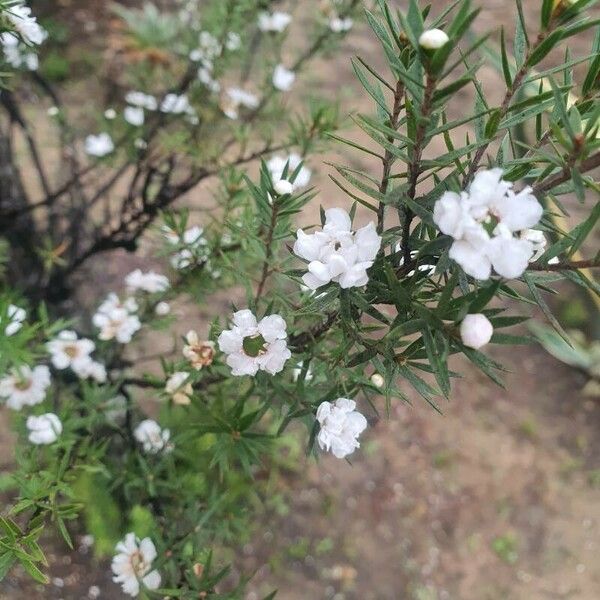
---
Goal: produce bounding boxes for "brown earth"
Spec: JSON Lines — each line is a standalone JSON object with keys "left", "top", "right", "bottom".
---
{"left": 1, "top": 1, "right": 599, "bottom": 599}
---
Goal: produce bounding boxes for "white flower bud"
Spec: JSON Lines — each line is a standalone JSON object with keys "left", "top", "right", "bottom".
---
{"left": 370, "top": 373, "right": 385, "bottom": 388}
{"left": 460, "top": 314, "right": 493, "bottom": 349}
{"left": 419, "top": 29, "right": 449, "bottom": 50}
{"left": 154, "top": 301, "right": 171, "bottom": 316}
{"left": 274, "top": 179, "right": 294, "bottom": 195}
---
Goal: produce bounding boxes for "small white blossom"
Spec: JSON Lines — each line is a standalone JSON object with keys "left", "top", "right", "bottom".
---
{"left": 125, "top": 269, "right": 169, "bottom": 293}
{"left": 75, "top": 360, "right": 107, "bottom": 383}
{"left": 47, "top": 330, "right": 95, "bottom": 375}
{"left": 266, "top": 153, "right": 311, "bottom": 191}
{"left": 104, "top": 108, "right": 117, "bottom": 120}
{"left": 257, "top": 11, "right": 292, "bottom": 32}
{"left": 1, "top": 34, "right": 41, "bottom": 70}
{"left": 0, "top": 365, "right": 51, "bottom": 410}
{"left": 419, "top": 29, "right": 449, "bottom": 49}
{"left": 134, "top": 420, "right": 172, "bottom": 454}
{"left": 160, "top": 93, "right": 192, "bottom": 115}
{"left": 111, "top": 533, "right": 161, "bottom": 597}
{"left": 85, "top": 133, "right": 114, "bottom": 157}
{"left": 124, "top": 106, "right": 145, "bottom": 126}
{"left": 225, "top": 32, "right": 241, "bottom": 51}
{"left": 154, "top": 301, "right": 171, "bottom": 316}
{"left": 433, "top": 169, "right": 543, "bottom": 280}
{"left": 329, "top": 16, "right": 354, "bottom": 33}
{"left": 162, "top": 225, "right": 208, "bottom": 269}
{"left": 316, "top": 398, "right": 367, "bottom": 459}
{"left": 47, "top": 106, "right": 59, "bottom": 117}
{"left": 93, "top": 293, "right": 141, "bottom": 344}
{"left": 198, "top": 66, "right": 221, "bottom": 93}
{"left": 2, "top": 304, "right": 26, "bottom": 336}
{"left": 5, "top": 3, "right": 46, "bottom": 45}
{"left": 460, "top": 313, "right": 494, "bottom": 349}
{"left": 183, "top": 331, "right": 215, "bottom": 370}
{"left": 26, "top": 413, "right": 62, "bottom": 445}
{"left": 294, "top": 208, "right": 382, "bottom": 290}
{"left": 165, "top": 371, "right": 192, "bottom": 405}
{"left": 272, "top": 64, "right": 295, "bottom": 91}
{"left": 521, "top": 228, "right": 547, "bottom": 261}
{"left": 125, "top": 91, "right": 158, "bottom": 111}
{"left": 223, "top": 87, "right": 259, "bottom": 120}
{"left": 218, "top": 310, "right": 291, "bottom": 376}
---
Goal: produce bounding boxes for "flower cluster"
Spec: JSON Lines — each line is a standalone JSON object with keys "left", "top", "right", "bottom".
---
{"left": 26, "top": 413, "right": 62, "bottom": 445}
{"left": 125, "top": 269, "right": 170, "bottom": 293}
{"left": 85, "top": 133, "right": 114, "bottom": 157}
{"left": 257, "top": 11, "right": 291, "bottom": 33}
{"left": 218, "top": 310, "right": 291, "bottom": 376}
{"left": 2, "top": 304, "right": 26, "bottom": 336}
{"left": 294, "top": 208, "right": 382, "bottom": 290}
{"left": 433, "top": 169, "right": 544, "bottom": 280}
{"left": 316, "top": 398, "right": 367, "bottom": 459}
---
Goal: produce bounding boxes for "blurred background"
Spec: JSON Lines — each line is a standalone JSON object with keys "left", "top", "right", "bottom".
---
{"left": 0, "top": 1, "right": 599, "bottom": 598}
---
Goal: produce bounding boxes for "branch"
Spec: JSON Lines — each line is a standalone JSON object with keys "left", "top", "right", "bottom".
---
{"left": 532, "top": 151, "right": 600, "bottom": 195}
{"left": 528, "top": 258, "right": 600, "bottom": 272}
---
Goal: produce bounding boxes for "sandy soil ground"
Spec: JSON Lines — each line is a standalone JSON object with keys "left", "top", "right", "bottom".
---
{"left": 1, "top": 1, "right": 599, "bottom": 599}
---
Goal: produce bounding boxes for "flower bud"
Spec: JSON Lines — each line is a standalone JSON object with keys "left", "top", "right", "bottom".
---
{"left": 155, "top": 301, "right": 170, "bottom": 316}
{"left": 370, "top": 373, "right": 385, "bottom": 388}
{"left": 418, "top": 29, "right": 449, "bottom": 50}
{"left": 274, "top": 179, "right": 294, "bottom": 195}
{"left": 460, "top": 314, "right": 493, "bottom": 349}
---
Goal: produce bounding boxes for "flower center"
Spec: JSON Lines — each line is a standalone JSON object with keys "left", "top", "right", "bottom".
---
{"left": 242, "top": 334, "right": 266, "bottom": 357}
{"left": 130, "top": 551, "right": 146, "bottom": 576}
{"left": 64, "top": 344, "right": 80, "bottom": 358}
{"left": 14, "top": 377, "right": 33, "bottom": 391}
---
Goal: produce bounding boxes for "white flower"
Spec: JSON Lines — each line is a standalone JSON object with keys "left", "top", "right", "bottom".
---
{"left": 183, "top": 331, "right": 215, "bottom": 370}
{"left": 198, "top": 66, "right": 221, "bottom": 93}
{"left": 6, "top": 4, "right": 46, "bottom": 45}
{"left": 433, "top": 169, "right": 542, "bottom": 280}
{"left": 134, "top": 420, "right": 172, "bottom": 455}
{"left": 419, "top": 29, "right": 449, "bottom": 49}
{"left": 47, "top": 330, "right": 95, "bottom": 374}
{"left": 257, "top": 11, "right": 292, "bottom": 32}
{"left": 154, "top": 301, "right": 170, "bottom": 316}
{"left": 293, "top": 208, "right": 382, "bottom": 290}
{"left": 272, "top": 64, "right": 295, "bottom": 91}
{"left": 329, "top": 17, "right": 354, "bottom": 33}
{"left": 124, "top": 106, "right": 145, "bottom": 127}
{"left": 2, "top": 304, "right": 26, "bottom": 336}
{"left": 225, "top": 32, "right": 241, "bottom": 51}
{"left": 370, "top": 373, "right": 384, "bottom": 388}
{"left": 74, "top": 360, "right": 107, "bottom": 383}
{"left": 104, "top": 108, "right": 117, "bottom": 120}
{"left": 93, "top": 297, "right": 141, "bottom": 344}
{"left": 111, "top": 533, "right": 161, "bottom": 597}
{"left": 85, "top": 133, "right": 114, "bottom": 157}
{"left": 1, "top": 35, "right": 40, "bottom": 70}
{"left": 125, "top": 269, "right": 169, "bottom": 293}
{"left": 223, "top": 87, "right": 259, "bottom": 119}
{"left": 274, "top": 179, "right": 294, "bottom": 196}
{"left": 460, "top": 313, "right": 493, "bottom": 349}
{"left": 162, "top": 225, "right": 208, "bottom": 269}
{"left": 521, "top": 229, "right": 547, "bottom": 261}
{"left": 26, "top": 413, "right": 62, "bottom": 445}
{"left": 125, "top": 91, "right": 158, "bottom": 111}
{"left": 266, "top": 153, "right": 311, "bottom": 191}
{"left": 165, "top": 371, "right": 192, "bottom": 405}
{"left": 0, "top": 365, "right": 51, "bottom": 410}
{"left": 316, "top": 398, "right": 367, "bottom": 459}
{"left": 160, "top": 93, "right": 192, "bottom": 115}
{"left": 217, "top": 310, "right": 291, "bottom": 376}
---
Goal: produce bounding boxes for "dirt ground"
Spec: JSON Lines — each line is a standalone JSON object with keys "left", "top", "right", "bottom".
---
{"left": 1, "top": 1, "right": 599, "bottom": 599}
